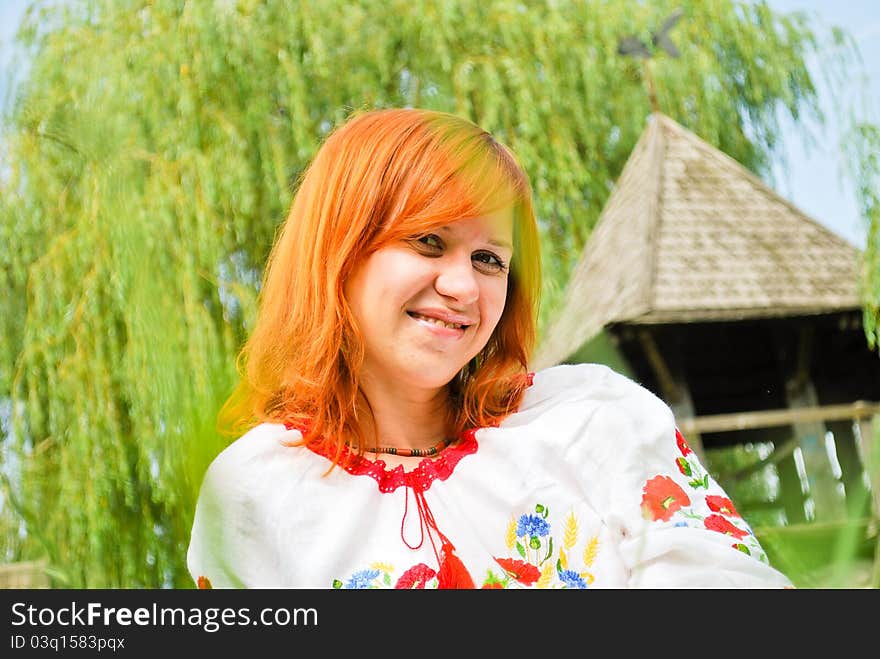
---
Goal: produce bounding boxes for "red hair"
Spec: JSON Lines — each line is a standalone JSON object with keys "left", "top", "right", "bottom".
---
{"left": 219, "top": 108, "right": 541, "bottom": 465}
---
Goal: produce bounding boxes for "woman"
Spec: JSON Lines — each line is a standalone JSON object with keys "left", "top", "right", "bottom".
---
{"left": 187, "top": 108, "right": 793, "bottom": 589}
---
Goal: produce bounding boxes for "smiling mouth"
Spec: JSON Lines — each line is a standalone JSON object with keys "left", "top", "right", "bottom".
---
{"left": 407, "top": 311, "right": 469, "bottom": 330}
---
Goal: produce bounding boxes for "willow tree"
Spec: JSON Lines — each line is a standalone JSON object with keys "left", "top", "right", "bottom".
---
{"left": 1, "top": 0, "right": 874, "bottom": 587}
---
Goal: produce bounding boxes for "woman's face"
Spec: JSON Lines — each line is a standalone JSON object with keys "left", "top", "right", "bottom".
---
{"left": 345, "top": 208, "right": 514, "bottom": 394}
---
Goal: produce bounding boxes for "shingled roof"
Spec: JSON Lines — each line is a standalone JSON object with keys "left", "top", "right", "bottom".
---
{"left": 532, "top": 112, "right": 863, "bottom": 370}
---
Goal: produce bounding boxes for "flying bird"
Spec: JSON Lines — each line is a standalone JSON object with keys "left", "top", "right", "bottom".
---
{"left": 617, "top": 8, "right": 683, "bottom": 59}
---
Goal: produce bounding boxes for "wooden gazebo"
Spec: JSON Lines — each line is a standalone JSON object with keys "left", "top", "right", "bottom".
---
{"left": 533, "top": 113, "right": 880, "bottom": 582}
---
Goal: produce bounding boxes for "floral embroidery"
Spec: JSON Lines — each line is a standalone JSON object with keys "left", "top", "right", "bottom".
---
{"left": 559, "top": 570, "right": 589, "bottom": 589}
{"left": 641, "top": 475, "right": 691, "bottom": 521}
{"left": 494, "top": 557, "right": 541, "bottom": 586}
{"left": 331, "top": 554, "right": 475, "bottom": 590}
{"left": 332, "top": 503, "right": 601, "bottom": 589}
{"left": 512, "top": 505, "right": 554, "bottom": 563}
{"left": 331, "top": 426, "right": 770, "bottom": 588}
{"left": 516, "top": 514, "right": 551, "bottom": 548}
{"left": 395, "top": 563, "right": 438, "bottom": 589}
{"left": 343, "top": 569, "right": 380, "bottom": 589}
{"left": 333, "top": 563, "right": 439, "bottom": 589}
{"left": 704, "top": 514, "right": 749, "bottom": 539}
{"left": 481, "top": 574, "right": 505, "bottom": 589}
{"left": 639, "top": 428, "right": 770, "bottom": 562}
{"left": 584, "top": 537, "right": 599, "bottom": 561}
{"left": 484, "top": 504, "right": 599, "bottom": 589}
{"left": 676, "top": 428, "right": 692, "bottom": 456}
{"left": 706, "top": 494, "right": 740, "bottom": 517}
{"left": 673, "top": 429, "right": 711, "bottom": 489}
{"left": 676, "top": 456, "right": 692, "bottom": 476}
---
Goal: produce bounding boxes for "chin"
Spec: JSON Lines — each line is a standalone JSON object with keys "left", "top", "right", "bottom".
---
{"left": 401, "top": 365, "right": 466, "bottom": 390}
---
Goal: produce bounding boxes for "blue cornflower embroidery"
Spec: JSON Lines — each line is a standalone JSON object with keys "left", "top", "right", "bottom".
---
{"left": 345, "top": 569, "right": 380, "bottom": 589}
{"left": 517, "top": 514, "right": 550, "bottom": 538}
{"left": 559, "top": 570, "right": 588, "bottom": 589}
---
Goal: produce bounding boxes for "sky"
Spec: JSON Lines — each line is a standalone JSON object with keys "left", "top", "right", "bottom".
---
{"left": 762, "top": 0, "right": 879, "bottom": 249}
{"left": 1, "top": 0, "right": 877, "bottom": 249}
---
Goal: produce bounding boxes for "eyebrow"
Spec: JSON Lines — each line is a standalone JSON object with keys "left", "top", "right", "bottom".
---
{"left": 487, "top": 239, "right": 513, "bottom": 250}
{"left": 436, "top": 226, "right": 513, "bottom": 251}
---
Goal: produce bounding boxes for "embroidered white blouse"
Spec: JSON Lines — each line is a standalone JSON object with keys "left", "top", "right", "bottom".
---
{"left": 187, "top": 363, "right": 793, "bottom": 589}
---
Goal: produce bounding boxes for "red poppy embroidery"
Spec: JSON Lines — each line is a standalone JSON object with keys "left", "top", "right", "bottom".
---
{"left": 704, "top": 514, "right": 748, "bottom": 539}
{"left": 481, "top": 582, "right": 504, "bottom": 589}
{"left": 675, "top": 429, "right": 692, "bottom": 456}
{"left": 395, "top": 563, "right": 437, "bottom": 589}
{"left": 706, "top": 495, "right": 740, "bottom": 518}
{"left": 197, "top": 575, "right": 212, "bottom": 589}
{"left": 641, "top": 475, "right": 691, "bottom": 521}
{"left": 494, "top": 557, "right": 541, "bottom": 586}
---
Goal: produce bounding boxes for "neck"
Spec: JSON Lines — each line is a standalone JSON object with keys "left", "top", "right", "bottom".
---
{"left": 357, "top": 375, "right": 451, "bottom": 451}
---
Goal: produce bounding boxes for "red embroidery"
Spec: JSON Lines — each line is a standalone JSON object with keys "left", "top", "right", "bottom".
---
{"left": 494, "top": 557, "right": 541, "bottom": 586}
{"left": 398, "top": 484, "right": 476, "bottom": 588}
{"left": 704, "top": 514, "right": 748, "bottom": 539}
{"left": 640, "top": 475, "right": 691, "bottom": 521}
{"left": 394, "top": 563, "right": 437, "bottom": 589}
{"left": 197, "top": 575, "right": 212, "bottom": 589}
{"left": 437, "top": 541, "right": 476, "bottom": 589}
{"left": 705, "top": 494, "right": 740, "bottom": 518}
{"left": 675, "top": 428, "right": 692, "bottom": 456}
{"left": 291, "top": 425, "right": 480, "bottom": 587}
{"left": 299, "top": 427, "right": 479, "bottom": 494}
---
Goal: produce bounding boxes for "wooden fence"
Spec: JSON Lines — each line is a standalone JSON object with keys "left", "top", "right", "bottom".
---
{"left": 0, "top": 559, "right": 51, "bottom": 589}
{"left": 680, "top": 400, "right": 880, "bottom": 588}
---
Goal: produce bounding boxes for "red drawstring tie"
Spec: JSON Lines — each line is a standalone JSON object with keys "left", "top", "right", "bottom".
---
{"left": 400, "top": 486, "right": 475, "bottom": 589}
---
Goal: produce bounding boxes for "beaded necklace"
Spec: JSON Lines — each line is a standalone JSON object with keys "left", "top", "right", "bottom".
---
{"left": 347, "top": 436, "right": 455, "bottom": 458}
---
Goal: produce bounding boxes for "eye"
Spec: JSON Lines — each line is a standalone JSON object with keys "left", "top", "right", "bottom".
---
{"left": 472, "top": 251, "right": 508, "bottom": 274}
{"left": 409, "top": 234, "right": 443, "bottom": 253}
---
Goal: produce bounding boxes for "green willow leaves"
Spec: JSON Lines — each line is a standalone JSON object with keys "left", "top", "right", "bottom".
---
{"left": 0, "top": 0, "right": 875, "bottom": 586}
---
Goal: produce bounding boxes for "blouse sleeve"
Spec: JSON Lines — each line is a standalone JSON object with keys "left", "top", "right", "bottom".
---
{"left": 585, "top": 375, "right": 794, "bottom": 588}
{"left": 186, "top": 424, "right": 290, "bottom": 588}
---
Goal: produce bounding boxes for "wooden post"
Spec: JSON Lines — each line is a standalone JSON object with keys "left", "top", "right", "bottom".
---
{"left": 784, "top": 327, "right": 846, "bottom": 521}
{"left": 854, "top": 416, "right": 880, "bottom": 588}
{"left": 637, "top": 329, "right": 705, "bottom": 462}
{"left": 826, "top": 419, "right": 871, "bottom": 519}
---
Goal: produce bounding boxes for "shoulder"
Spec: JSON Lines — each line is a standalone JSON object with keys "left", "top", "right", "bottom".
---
{"left": 508, "top": 363, "right": 676, "bottom": 457}
{"left": 524, "top": 363, "right": 670, "bottom": 421}
{"left": 188, "top": 422, "right": 303, "bottom": 588}
{"left": 200, "top": 422, "right": 303, "bottom": 491}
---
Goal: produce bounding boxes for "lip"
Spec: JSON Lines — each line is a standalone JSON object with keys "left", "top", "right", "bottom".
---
{"left": 406, "top": 310, "right": 475, "bottom": 338}
{"left": 407, "top": 308, "right": 475, "bottom": 327}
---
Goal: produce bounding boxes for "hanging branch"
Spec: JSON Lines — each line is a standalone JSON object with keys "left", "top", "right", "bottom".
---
{"left": 0, "top": 0, "right": 852, "bottom": 587}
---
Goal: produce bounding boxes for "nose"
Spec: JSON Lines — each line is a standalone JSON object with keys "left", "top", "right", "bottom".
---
{"left": 434, "top": 255, "right": 479, "bottom": 305}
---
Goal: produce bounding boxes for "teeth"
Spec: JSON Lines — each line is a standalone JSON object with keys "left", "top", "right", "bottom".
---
{"left": 411, "top": 312, "right": 464, "bottom": 330}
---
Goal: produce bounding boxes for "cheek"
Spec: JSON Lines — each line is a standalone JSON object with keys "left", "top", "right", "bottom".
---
{"left": 364, "top": 250, "right": 429, "bottom": 300}
{"left": 481, "top": 279, "right": 509, "bottom": 331}
{"left": 342, "top": 268, "right": 369, "bottom": 323}
{"left": 347, "top": 252, "right": 403, "bottom": 310}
